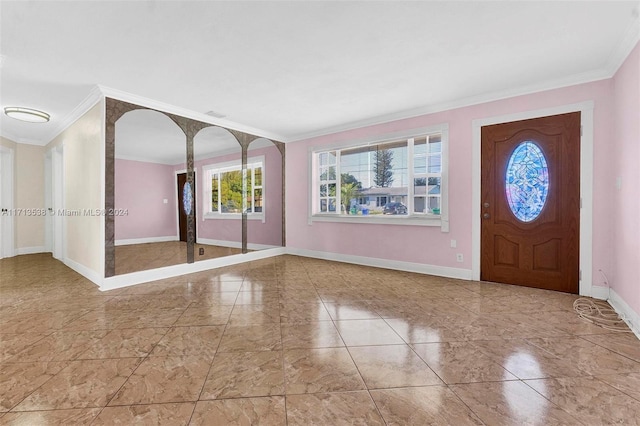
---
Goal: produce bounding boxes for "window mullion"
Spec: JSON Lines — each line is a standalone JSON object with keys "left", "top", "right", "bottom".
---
{"left": 334, "top": 150, "right": 341, "bottom": 214}
{"left": 407, "top": 137, "right": 414, "bottom": 216}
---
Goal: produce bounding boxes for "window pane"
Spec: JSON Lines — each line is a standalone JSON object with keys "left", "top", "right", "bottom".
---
{"left": 320, "top": 184, "right": 327, "bottom": 197}
{"left": 428, "top": 196, "right": 441, "bottom": 214}
{"left": 320, "top": 167, "right": 328, "bottom": 181}
{"left": 253, "top": 188, "right": 263, "bottom": 212}
{"left": 328, "top": 166, "right": 336, "bottom": 180}
{"left": 254, "top": 167, "right": 262, "bottom": 186}
{"left": 414, "top": 157, "right": 427, "bottom": 174}
{"left": 429, "top": 135, "right": 442, "bottom": 153}
{"left": 220, "top": 170, "right": 242, "bottom": 213}
{"left": 414, "top": 177, "right": 427, "bottom": 195}
{"left": 328, "top": 198, "right": 336, "bottom": 212}
{"left": 428, "top": 177, "right": 441, "bottom": 195}
{"left": 211, "top": 175, "right": 219, "bottom": 212}
{"left": 328, "top": 183, "right": 336, "bottom": 197}
{"left": 414, "top": 137, "right": 427, "bottom": 155}
{"left": 320, "top": 199, "right": 327, "bottom": 212}
{"left": 414, "top": 197, "right": 426, "bottom": 213}
{"left": 428, "top": 155, "right": 441, "bottom": 173}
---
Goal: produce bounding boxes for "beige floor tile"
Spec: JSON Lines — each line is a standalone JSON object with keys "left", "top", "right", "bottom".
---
{"left": 4, "top": 254, "right": 640, "bottom": 425}
{"left": 581, "top": 332, "right": 640, "bottom": 362}
{"left": 0, "top": 408, "right": 102, "bottom": 425}
{"left": 334, "top": 319, "right": 405, "bottom": 346}
{"left": 385, "top": 318, "right": 465, "bottom": 343}
{"left": 595, "top": 372, "right": 640, "bottom": 401}
{"left": 525, "top": 376, "right": 640, "bottom": 424}
{"left": 0, "top": 361, "right": 68, "bottom": 411}
{"left": 349, "top": 344, "right": 443, "bottom": 389}
{"left": 13, "top": 358, "right": 141, "bottom": 410}
{"left": 471, "top": 338, "right": 588, "bottom": 379}
{"left": 286, "top": 391, "right": 385, "bottom": 425}
{"left": 77, "top": 328, "right": 169, "bottom": 359}
{"left": 217, "top": 324, "right": 282, "bottom": 352}
{"left": 526, "top": 336, "right": 640, "bottom": 375}
{"left": 280, "top": 302, "right": 331, "bottom": 322}
{"left": 324, "top": 302, "right": 380, "bottom": 320}
{"left": 229, "top": 304, "right": 281, "bottom": 325}
{"left": 190, "top": 397, "right": 286, "bottom": 426}
{"left": 173, "top": 305, "right": 233, "bottom": 326}
{"left": 283, "top": 348, "right": 366, "bottom": 394}
{"left": 201, "top": 351, "right": 284, "bottom": 399}
{"left": 370, "top": 386, "right": 483, "bottom": 425}
{"left": 281, "top": 321, "right": 345, "bottom": 349}
{"left": 150, "top": 326, "right": 224, "bottom": 359}
{"left": 412, "top": 341, "right": 517, "bottom": 384}
{"left": 7, "top": 330, "right": 108, "bottom": 362}
{"left": 0, "top": 333, "right": 49, "bottom": 362}
{"left": 452, "top": 380, "right": 581, "bottom": 425}
{"left": 108, "top": 356, "right": 210, "bottom": 405}
{"left": 92, "top": 402, "right": 195, "bottom": 425}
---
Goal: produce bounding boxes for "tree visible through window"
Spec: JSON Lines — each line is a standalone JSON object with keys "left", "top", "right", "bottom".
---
{"left": 204, "top": 158, "right": 264, "bottom": 216}
{"left": 313, "top": 131, "right": 445, "bottom": 219}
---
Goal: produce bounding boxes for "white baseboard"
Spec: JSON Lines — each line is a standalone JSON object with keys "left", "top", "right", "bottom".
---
{"left": 63, "top": 258, "right": 102, "bottom": 288}
{"left": 115, "top": 236, "right": 179, "bottom": 246}
{"left": 286, "top": 247, "right": 473, "bottom": 281}
{"left": 197, "top": 238, "right": 280, "bottom": 251}
{"left": 16, "top": 246, "right": 46, "bottom": 255}
{"left": 100, "top": 247, "right": 287, "bottom": 291}
{"left": 591, "top": 285, "right": 610, "bottom": 300}
{"left": 608, "top": 288, "right": 640, "bottom": 340}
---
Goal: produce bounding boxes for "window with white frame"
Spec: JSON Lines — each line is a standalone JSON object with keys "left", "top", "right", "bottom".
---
{"left": 203, "top": 156, "right": 264, "bottom": 218}
{"left": 311, "top": 127, "right": 447, "bottom": 225}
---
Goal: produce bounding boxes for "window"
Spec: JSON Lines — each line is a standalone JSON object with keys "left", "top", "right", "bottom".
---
{"left": 310, "top": 125, "right": 448, "bottom": 228}
{"left": 203, "top": 156, "right": 264, "bottom": 219}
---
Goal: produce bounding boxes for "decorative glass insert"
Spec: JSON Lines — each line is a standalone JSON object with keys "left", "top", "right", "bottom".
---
{"left": 183, "top": 182, "right": 193, "bottom": 216}
{"left": 505, "top": 141, "right": 549, "bottom": 222}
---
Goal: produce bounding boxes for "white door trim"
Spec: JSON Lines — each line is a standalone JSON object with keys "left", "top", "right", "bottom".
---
{"left": 0, "top": 146, "right": 15, "bottom": 259}
{"left": 52, "top": 145, "right": 65, "bottom": 261}
{"left": 471, "top": 101, "right": 594, "bottom": 296}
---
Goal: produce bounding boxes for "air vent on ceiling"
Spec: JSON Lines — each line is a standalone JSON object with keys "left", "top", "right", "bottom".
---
{"left": 205, "top": 110, "right": 226, "bottom": 119}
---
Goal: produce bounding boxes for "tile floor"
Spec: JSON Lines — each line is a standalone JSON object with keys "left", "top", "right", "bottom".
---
{"left": 115, "top": 242, "right": 243, "bottom": 275}
{"left": 1, "top": 253, "right": 640, "bottom": 425}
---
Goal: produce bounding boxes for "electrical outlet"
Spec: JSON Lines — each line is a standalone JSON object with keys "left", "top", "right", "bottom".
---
{"left": 456, "top": 253, "right": 464, "bottom": 262}
{"left": 450, "top": 239, "right": 457, "bottom": 248}
{"left": 199, "top": 248, "right": 204, "bottom": 256}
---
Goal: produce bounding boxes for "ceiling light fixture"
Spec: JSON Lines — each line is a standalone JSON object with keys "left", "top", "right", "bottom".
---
{"left": 4, "top": 107, "right": 50, "bottom": 123}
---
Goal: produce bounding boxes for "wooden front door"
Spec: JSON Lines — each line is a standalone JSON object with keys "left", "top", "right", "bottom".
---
{"left": 176, "top": 173, "right": 194, "bottom": 243}
{"left": 481, "top": 112, "right": 581, "bottom": 293}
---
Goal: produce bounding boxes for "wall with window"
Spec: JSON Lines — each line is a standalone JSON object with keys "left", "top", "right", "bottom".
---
{"left": 287, "top": 78, "right": 614, "bottom": 285}
{"left": 195, "top": 144, "right": 282, "bottom": 247}
{"left": 611, "top": 42, "right": 640, "bottom": 318}
{"left": 114, "top": 158, "right": 177, "bottom": 243}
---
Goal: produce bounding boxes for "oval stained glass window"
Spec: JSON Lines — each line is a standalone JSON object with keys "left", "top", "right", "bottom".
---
{"left": 505, "top": 141, "right": 549, "bottom": 222}
{"left": 183, "top": 182, "right": 193, "bottom": 216}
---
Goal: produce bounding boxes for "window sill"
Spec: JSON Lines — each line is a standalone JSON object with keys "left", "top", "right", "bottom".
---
{"left": 203, "top": 213, "right": 265, "bottom": 223}
{"left": 309, "top": 213, "right": 447, "bottom": 229}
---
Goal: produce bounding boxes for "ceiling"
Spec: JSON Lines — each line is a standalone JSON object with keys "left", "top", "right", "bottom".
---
{"left": 1, "top": 1, "right": 639, "bottom": 147}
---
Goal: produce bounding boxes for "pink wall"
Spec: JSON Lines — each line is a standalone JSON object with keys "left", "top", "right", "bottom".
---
{"left": 287, "top": 78, "right": 616, "bottom": 287}
{"left": 612, "top": 42, "right": 640, "bottom": 315}
{"left": 195, "top": 144, "right": 283, "bottom": 247}
{"left": 115, "top": 159, "right": 177, "bottom": 241}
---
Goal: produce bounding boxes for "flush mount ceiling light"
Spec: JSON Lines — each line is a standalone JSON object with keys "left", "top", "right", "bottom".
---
{"left": 4, "top": 107, "right": 50, "bottom": 123}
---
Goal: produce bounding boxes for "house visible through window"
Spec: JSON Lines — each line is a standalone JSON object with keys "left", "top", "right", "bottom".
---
{"left": 311, "top": 127, "right": 447, "bottom": 224}
{"left": 203, "top": 156, "right": 264, "bottom": 217}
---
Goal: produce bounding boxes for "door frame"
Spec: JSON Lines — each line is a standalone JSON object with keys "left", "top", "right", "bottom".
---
{"left": 472, "top": 101, "right": 594, "bottom": 297}
{"left": 175, "top": 169, "right": 186, "bottom": 241}
{"left": 51, "top": 145, "right": 65, "bottom": 261}
{"left": 0, "top": 146, "right": 15, "bottom": 259}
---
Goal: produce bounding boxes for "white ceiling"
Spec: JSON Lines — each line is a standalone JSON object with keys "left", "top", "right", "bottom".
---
{"left": 1, "top": 1, "right": 639, "bottom": 147}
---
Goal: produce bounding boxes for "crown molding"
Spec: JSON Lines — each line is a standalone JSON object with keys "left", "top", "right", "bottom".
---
{"left": 286, "top": 68, "right": 612, "bottom": 143}
{"left": 97, "top": 85, "right": 287, "bottom": 143}
{"left": 604, "top": 12, "right": 640, "bottom": 76}
{"left": 42, "top": 85, "right": 104, "bottom": 147}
